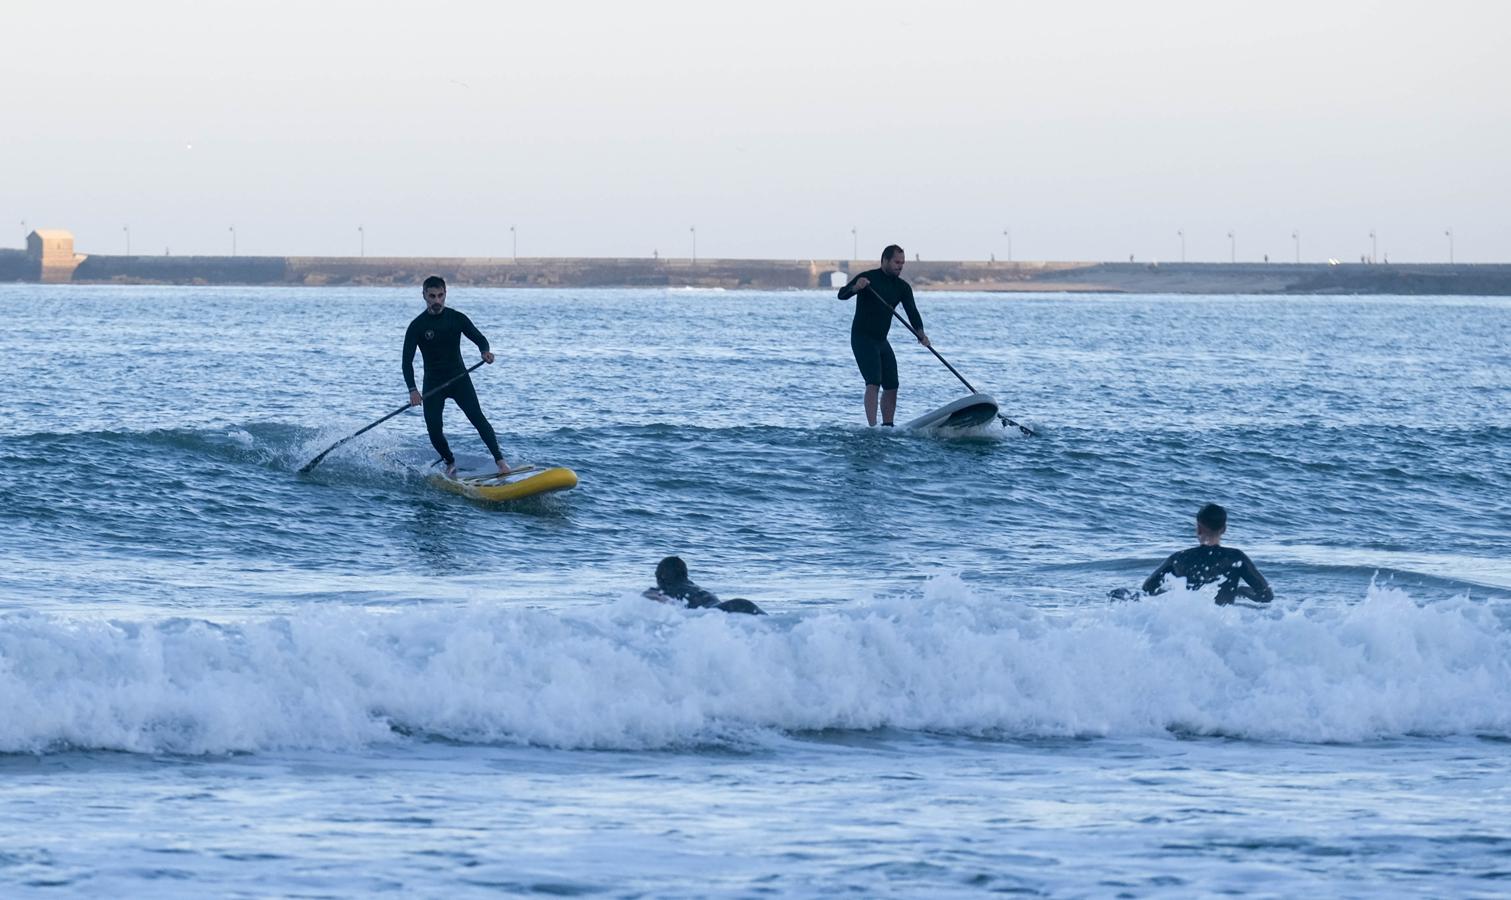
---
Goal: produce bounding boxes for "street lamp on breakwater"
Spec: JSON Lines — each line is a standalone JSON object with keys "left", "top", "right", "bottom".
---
{"left": 358, "top": 225, "right": 364, "bottom": 258}
{"left": 851, "top": 226, "right": 857, "bottom": 261}
{"left": 690, "top": 226, "right": 697, "bottom": 262}
{"left": 1369, "top": 229, "right": 1377, "bottom": 263}
{"left": 1177, "top": 229, "right": 1185, "bottom": 263}
{"left": 510, "top": 225, "right": 516, "bottom": 260}
{"left": 1445, "top": 228, "right": 1454, "bottom": 264}
{"left": 1002, "top": 227, "right": 1012, "bottom": 263}
{"left": 1227, "top": 230, "right": 1235, "bottom": 263}
{"left": 229, "top": 226, "right": 236, "bottom": 257}
{"left": 124, "top": 225, "right": 131, "bottom": 256}
{"left": 1292, "top": 230, "right": 1300, "bottom": 263}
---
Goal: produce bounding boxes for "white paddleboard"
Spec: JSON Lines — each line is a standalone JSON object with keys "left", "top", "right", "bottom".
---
{"left": 903, "top": 393, "right": 1000, "bottom": 431}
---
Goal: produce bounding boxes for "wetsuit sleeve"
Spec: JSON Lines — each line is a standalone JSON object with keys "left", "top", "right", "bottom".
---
{"left": 838, "top": 274, "right": 863, "bottom": 300}
{"left": 670, "top": 580, "right": 721, "bottom": 609}
{"left": 458, "top": 312, "right": 490, "bottom": 354}
{"left": 900, "top": 283, "right": 924, "bottom": 332}
{"left": 402, "top": 320, "right": 420, "bottom": 392}
{"left": 1236, "top": 552, "right": 1274, "bottom": 603}
{"left": 1141, "top": 554, "right": 1178, "bottom": 595}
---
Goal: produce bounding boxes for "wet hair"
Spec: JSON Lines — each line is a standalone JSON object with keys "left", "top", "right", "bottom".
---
{"left": 881, "top": 244, "right": 905, "bottom": 263}
{"left": 422, "top": 275, "right": 446, "bottom": 292}
{"left": 655, "top": 555, "right": 689, "bottom": 588}
{"left": 1196, "top": 503, "right": 1228, "bottom": 533}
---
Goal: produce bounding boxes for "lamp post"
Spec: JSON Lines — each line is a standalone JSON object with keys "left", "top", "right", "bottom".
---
{"left": 124, "top": 225, "right": 131, "bottom": 256}
{"left": 1002, "top": 227, "right": 1013, "bottom": 262}
{"left": 358, "top": 225, "right": 364, "bottom": 258}
{"left": 850, "top": 226, "right": 857, "bottom": 261}
{"left": 229, "top": 225, "right": 236, "bottom": 256}
{"left": 1292, "top": 230, "right": 1300, "bottom": 263}
{"left": 1177, "top": 229, "right": 1185, "bottom": 263}
{"left": 19, "top": 220, "right": 25, "bottom": 246}
{"left": 690, "top": 226, "right": 697, "bottom": 262}
{"left": 1227, "top": 230, "right": 1235, "bottom": 263}
{"left": 1445, "top": 228, "right": 1454, "bottom": 264}
{"left": 1369, "top": 229, "right": 1377, "bottom": 263}
{"left": 510, "top": 225, "right": 516, "bottom": 260}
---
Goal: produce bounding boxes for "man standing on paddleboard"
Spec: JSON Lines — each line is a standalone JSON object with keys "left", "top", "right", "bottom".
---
{"left": 837, "top": 245, "right": 930, "bottom": 426}
{"left": 402, "top": 275, "right": 510, "bottom": 477}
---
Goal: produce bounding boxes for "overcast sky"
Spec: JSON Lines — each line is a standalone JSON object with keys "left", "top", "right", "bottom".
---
{"left": 5, "top": 0, "right": 1507, "bottom": 262}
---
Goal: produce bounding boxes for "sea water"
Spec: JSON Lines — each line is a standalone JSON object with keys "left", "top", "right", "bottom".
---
{"left": 1, "top": 284, "right": 1508, "bottom": 897}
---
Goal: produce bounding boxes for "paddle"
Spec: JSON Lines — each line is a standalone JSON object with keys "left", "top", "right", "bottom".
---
{"left": 298, "top": 360, "right": 486, "bottom": 474}
{"left": 864, "top": 286, "right": 1036, "bottom": 436}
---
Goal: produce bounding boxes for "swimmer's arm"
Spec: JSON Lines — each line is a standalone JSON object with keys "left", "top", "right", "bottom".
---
{"left": 642, "top": 588, "right": 672, "bottom": 603}
{"left": 1141, "top": 554, "right": 1177, "bottom": 595}
{"left": 1237, "top": 553, "right": 1274, "bottom": 603}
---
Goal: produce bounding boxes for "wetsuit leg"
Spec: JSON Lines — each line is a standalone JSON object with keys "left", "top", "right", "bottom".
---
{"left": 851, "top": 331, "right": 884, "bottom": 385}
{"left": 422, "top": 388, "right": 453, "bottom": 465}
{"left": 449, "top": 377, "right": 504, "bottom": 461}
{"left": 878, "top": 340, "right": 899, "bottom": 391}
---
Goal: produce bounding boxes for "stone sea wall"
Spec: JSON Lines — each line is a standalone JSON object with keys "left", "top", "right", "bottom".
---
{"left": 4, "top": 252, "right": 1510, "bottom": 295}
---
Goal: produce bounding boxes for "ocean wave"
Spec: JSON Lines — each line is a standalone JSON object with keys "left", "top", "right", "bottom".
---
{"left": 2, "top": 578, "right": 1508, "bottom": 755}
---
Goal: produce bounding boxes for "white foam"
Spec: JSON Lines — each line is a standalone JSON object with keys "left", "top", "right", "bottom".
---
{"left": 2, "top": 577, "right": 1508, "bottom": 754}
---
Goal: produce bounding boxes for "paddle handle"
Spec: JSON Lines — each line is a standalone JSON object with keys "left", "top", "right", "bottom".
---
{"left": 299, "top": 360, "right": 487, "bottom": 474}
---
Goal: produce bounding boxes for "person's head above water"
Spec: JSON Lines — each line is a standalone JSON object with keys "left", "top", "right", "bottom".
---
{"left": 422, "top": 275, "right": 447, "bottom": 314}
{"left": 880, "top": 244, "right": 906, "bottom": 276}
{"left": 655, "top": 555, "right": 690, "bottom": 589}
{"left": 1196, "top": 503, "right": 1228, "bottom": 545}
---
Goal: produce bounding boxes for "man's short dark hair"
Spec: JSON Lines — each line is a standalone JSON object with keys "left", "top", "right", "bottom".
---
{"left": 656, "top": 555, "right": 688, "bottom": 588}
{"left": 1196, "top": 503, "right": 1228, "bottom": 533}
{"left": 422, "top": 275, "right": 446, "bottom": 292}
{"left": 882, "top": 244, "right": 905, "bottom": 262}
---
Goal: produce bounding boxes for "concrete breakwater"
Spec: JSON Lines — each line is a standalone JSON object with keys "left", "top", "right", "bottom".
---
{"left": 3, "top": 248, "right": 1509, "bottom": 294}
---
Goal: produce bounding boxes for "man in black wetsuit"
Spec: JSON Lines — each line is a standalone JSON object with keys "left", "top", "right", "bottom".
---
{"left": 402, "top": 275, "right": 510, "bottom": 477}
{"left": 644, "top": 556, "right": 765, "bottom": 615}
{"left": 1141, "top": 504, "right": 1274, "bottom": 605}
{"left": 837, "top": 244, "right": 931, "bottom": 426}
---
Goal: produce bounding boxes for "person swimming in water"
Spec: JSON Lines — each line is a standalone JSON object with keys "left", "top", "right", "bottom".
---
{"left": 1139, "top": 503, "right": 1274, "bottom": 605}
{"left": 643, "top": 556, "right": 766, "bottom": 615}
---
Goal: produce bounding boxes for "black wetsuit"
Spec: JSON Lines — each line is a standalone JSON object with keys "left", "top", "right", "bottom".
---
{"left": 402, "top": 307, "right": 503, "bottom": 466}
{"left": 837, "top": 269, "right": 924, "bottom": 390}
{"left": 653, "top": 579, "right": 765, "bottom": 615}
{"left": 1141, "top": 545, "right": 1274, "bottom": 605}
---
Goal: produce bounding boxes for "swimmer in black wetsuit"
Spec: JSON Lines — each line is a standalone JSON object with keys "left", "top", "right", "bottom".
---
{"left": 837, "top": 245, "right": 930, "bottom": 427}
{"left": 402, "top": 275, "right": 510, "bottom": 477}
{"left": 644, "top": 556, "right": 766, "bottom": 615}
{"left": 1141, "top": 503, "right": 1274, "bottom": 605}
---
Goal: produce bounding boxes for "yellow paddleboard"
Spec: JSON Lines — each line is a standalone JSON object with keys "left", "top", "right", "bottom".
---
{"left": 426, "top": 464, "right": 579, "bottom": 502}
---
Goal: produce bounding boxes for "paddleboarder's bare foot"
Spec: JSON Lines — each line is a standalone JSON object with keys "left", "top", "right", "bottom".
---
{"left": 495, "top": 459, "right": 512, "bottom": 476}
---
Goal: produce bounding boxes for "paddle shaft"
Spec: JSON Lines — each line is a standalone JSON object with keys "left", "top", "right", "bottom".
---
{"left": 863, "top": 286, "right": 1035, "bottom": 436}
{"left": 299, "top": 360, "right": 486, "bottom": 474}
{"left": 866, "top": 287, "right": 979, "bottom": 392}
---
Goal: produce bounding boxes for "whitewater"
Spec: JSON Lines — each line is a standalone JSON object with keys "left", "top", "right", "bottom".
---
{"left": 2, "top": 284, "right": 1508, "bottom": 896}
